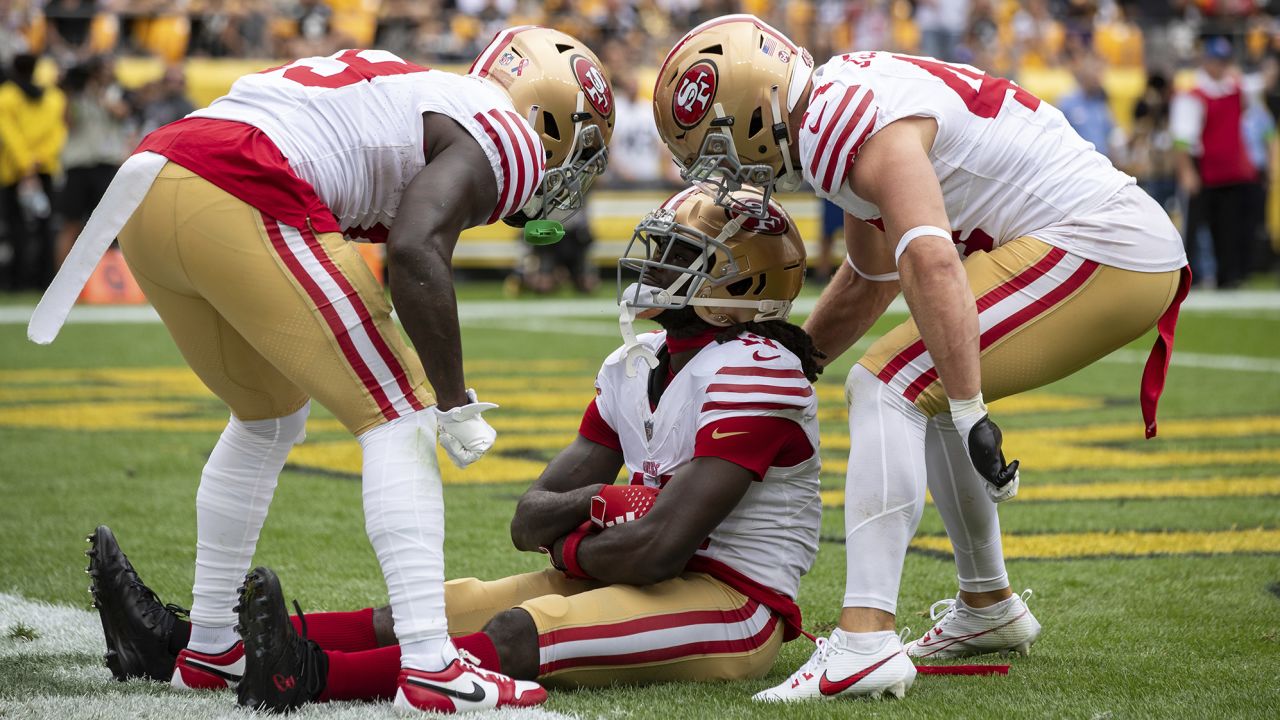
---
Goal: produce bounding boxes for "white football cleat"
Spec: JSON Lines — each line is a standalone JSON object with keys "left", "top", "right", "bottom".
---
{"left": 906, "top": 589, "right": 1041, "bottom": 659}
{"left": 752, "top": 629, "right": 916, "bottom": 702}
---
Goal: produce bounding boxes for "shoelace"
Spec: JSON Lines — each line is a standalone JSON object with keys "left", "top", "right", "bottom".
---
{"left": 792, "top": 636, "right": 832, "bottom": 677}
{"left": 287, "top": 600, "right": 327, "bottom": 696}
{"left": 131, "top": 578, "right": 189, "bottom": 625}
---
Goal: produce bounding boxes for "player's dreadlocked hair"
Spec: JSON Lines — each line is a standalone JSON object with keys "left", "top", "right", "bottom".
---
{"left": 716, "top": 320, "right": 826, "bottom": 382}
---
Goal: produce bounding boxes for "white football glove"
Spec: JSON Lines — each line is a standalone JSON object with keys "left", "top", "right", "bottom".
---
{"left": 432, "top": 388, "right": 498, "bottom": 469}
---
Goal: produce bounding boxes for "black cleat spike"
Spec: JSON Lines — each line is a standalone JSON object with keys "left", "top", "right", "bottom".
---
{"left": 86, "top": 525, "right": 189, "bottom": 683}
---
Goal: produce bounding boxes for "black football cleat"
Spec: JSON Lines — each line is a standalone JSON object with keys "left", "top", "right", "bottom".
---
{"left": 236, "top": 567, "right": 327, "bottom": 713}
{"left": 86, "top": 525, "right": 189, "bottom": 682}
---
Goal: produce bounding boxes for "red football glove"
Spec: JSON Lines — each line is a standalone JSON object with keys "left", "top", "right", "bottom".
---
{"left": 590, "top": 485, "right": 661, "bottom": 530}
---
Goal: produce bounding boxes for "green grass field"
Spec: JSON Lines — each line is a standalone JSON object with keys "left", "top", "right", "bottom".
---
{"left": 1, "top": 288, "right": 1279, "bottom": 719}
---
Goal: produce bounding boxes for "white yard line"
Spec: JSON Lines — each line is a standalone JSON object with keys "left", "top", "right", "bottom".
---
{"left": 1, "top": 289, "right": 1278, "bottom": 326}
{"left": 0, "top": 592, "right": 579, "bottom": 720}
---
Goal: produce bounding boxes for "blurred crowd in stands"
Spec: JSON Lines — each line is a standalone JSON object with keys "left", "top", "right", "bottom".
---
{"left": 0, "top": 0, "right": 1275, "bottom": 292}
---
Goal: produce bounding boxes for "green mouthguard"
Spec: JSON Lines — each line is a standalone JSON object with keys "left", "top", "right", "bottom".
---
{"left": 523, "top": 219, "right": 565, "bottom": 245}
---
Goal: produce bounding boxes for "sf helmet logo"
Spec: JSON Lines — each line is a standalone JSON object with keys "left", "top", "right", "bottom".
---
{"left": 673, "top": 60, "right": 717, "bottom": 129}
{"left": 574, "top": 56, "right": 613, "bottom": 117}
{"left": 735, "top": 199, "right": 789, "bottom": 235}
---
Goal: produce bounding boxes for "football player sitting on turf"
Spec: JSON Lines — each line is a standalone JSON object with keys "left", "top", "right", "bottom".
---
{"left": 87, "top": 186, "right": 827, "bottom": 713}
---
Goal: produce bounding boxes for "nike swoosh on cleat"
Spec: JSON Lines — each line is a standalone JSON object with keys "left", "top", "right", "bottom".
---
{"left": 817, "top": 653, "right": 899, "bottom": 696}
{"left": 405, "top": 677, "right": 486, "bottom": 703}
{"left": 182, "top": 658, "right": 243, "bottom": 682}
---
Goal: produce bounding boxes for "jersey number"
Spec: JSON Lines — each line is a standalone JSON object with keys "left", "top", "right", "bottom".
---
{"left": 895, "top": 56, "right": 1040, "bottom": 119}
{"left": 267, "top": 50, "right": 428, "bottom": 89}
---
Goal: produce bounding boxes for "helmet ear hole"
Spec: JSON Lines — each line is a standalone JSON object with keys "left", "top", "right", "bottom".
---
{"left": 726, "top": 277, "right": 753, "bottom": 296}
{"left": 748, "top": 108, "right": 764, "bottom": 138}
{"left": 542, "top": 111, "right": 561, "bottom": 141}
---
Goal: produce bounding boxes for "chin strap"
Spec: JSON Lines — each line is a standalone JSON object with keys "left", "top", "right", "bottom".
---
{"left": 618, "top": 299, "right": 660, "bottom": 378}
{"left": 770, "top": 84, "right": 801, "bottom": 192}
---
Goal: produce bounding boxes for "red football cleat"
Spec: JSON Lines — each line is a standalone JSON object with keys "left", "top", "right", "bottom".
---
{"left": 393, "top": 659, "right": 547, "bottom": 714}
{"left": 171, "top": 642, "right": 245, "bottom": 690}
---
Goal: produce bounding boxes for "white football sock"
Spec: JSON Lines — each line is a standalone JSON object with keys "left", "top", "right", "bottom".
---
{"left": 831, "top": 628, "right": 897, "bottom": 653}
{"left": 189, "top": 402, "right": 309, "bottom": 636}
{"left": 188, "top": 623, "right": 240, "bottom": 654}
{"left": 358, "top": 410, "right": 453, "bottom": 671}
{"left": 925, "top": 413, "right": 1010, "bottom": 593}
{"left": 842, "top": 365, "right": 928, "bottom": 614}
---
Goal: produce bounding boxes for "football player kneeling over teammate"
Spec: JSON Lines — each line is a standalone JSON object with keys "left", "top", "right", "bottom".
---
{"left": 87, "top": 186, "right": 830, "bottom": 712}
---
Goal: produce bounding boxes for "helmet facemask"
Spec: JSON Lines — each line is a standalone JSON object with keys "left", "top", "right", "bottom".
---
{"left": 617, "top": 206, "right": 792, "bottom": 324}
{"left": 679, "top": 83, "right": 804, "bottom": 220}
{"left": 505, "top": 97, "right": 609, "bottom": 227}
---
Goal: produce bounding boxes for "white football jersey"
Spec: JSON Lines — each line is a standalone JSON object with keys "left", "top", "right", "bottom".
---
{"left": 799, "top": 51, "right": 1185, "bottom": 272}
{"left": 592, "top": 331, "right": 822, "bottom": 599}
{"left": 190, "top": 49, "right": 544, "bottom": 239}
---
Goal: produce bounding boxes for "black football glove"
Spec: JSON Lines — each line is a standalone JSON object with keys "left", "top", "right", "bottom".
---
{"left": 965, "top": 415, "right": 1021, "bottom": 503}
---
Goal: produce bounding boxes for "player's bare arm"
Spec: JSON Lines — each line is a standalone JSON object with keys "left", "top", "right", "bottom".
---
{"left": 551, "top": 458, "right": 755, "bottom": 586}
{"left": 509, "top": 436, "right": 619, "bottom": 552}
{"left": 849, "top": 116, "right": 981, "bottom": 400}
{"left": 386, "top": 113, "right": 500, "bottom": 411}
{"left": 803, "top": 215, "right": 900, "bottom": 364}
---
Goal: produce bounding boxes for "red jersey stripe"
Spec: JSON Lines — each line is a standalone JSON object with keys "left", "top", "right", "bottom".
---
{"left": 538, "top": 600, "right": 760, "bottom": 648}
{"left": 701, "top": 401, "right": 803, "bottom": 412}
{"left": 488, "top": 110, "right": 527, "bottom": 219}
{"left": 295, "top": 223, "right": 424, "bottom": 413}
{"left": 717, "top": 366, "right": 807, "bottom": 379}
{"left": 821, "top": 89, "right": 875, "bottom": 192}
{"left": 812, "top": 86, "right": 860, "bottom": 179}
{"left": 877, "top": 246, "right": 1068, "bottom": 385}
{"left": 539, "top": 615, "right": 779, "bottom": 675}
{"left": 903, "top": 258, "right": 1100, "bottom": 402}
{"left": 705, "top": 383, "right": 814, "bottom": 397}
{"left": 263, "top": 219, "right": 397, "bottom": 421}
{"left": 475, "top": 112, "right": 516, "bottom": 224}
{"left": 507, "top": 109, "right": 544, "bottom": 213}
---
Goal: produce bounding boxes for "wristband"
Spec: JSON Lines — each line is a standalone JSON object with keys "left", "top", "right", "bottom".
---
{"left": 560, "top": 522, "right": 594, "bottom": 580}
{"left": 894, "top": 225, "right": 951, "bottom": 265}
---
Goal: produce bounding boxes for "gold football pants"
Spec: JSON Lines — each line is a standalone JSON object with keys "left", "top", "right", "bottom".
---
{"left": 117, "top": 162, "right": 433, "bottom": 435}
{"left": 859, "top": 235, "right": 1182, "bottom": 416}
{"left": 445, "top": 569, "right": 784, "bottom": 688}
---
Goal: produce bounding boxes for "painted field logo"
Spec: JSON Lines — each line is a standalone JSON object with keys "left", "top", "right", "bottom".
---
{"left": 733, "top": 198, "right": 789, "bottom": 235}
{"left": 573, "top": 55, "right": 612, "bottom": 117}
{"left": 673, "top": 60, "right": 717, "bottom": 129}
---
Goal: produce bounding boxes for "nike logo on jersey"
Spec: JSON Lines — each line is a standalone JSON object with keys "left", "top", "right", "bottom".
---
{"left": 817, "top": 652, "right": 899, "bottom": 696}
{"left": 711, "top": 429, "right": 749, "bottom": 440}
{"left": 807, "top": 117, "right": 820, "bottom": 132}
{"left": 753, "top": 351, "right": 780, "bottom": 361}
{"left": 405, "top": 677, "right": 486, "bottom": 703}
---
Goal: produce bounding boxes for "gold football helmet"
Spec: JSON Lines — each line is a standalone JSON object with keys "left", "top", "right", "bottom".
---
{"left": 619, "top": 185, "right": 806, "bottom": 327}
{"left": 471, "top": 26, "right": 615, "bottom": 223}
{"left": 653, "top": 14, "right": 813, "bottom": 218}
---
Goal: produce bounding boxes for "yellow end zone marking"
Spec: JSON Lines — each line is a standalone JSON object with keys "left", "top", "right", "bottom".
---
{"left": 288, "top": 441, "right": 544, "bottom": 484}
{"left": 820, "top": 476, "right": 1280, "bottom": 507}
{"left": 910, "top": 528, "right": 1280, "bottom": 559}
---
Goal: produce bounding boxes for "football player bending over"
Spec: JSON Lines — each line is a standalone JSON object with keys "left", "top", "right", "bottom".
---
{"left": 87, "top": 186, "right": 832, "bottom": 712}
{"left": 63, "top": 27, "right": 614, "bottom": 714}
{"left": 654, "top": 15, "right": 1189, "bottom": 700}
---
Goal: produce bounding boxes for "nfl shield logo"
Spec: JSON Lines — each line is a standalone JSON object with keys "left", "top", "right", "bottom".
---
{"left": 644, "top": 419, "right": 654, "bottom": 441}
